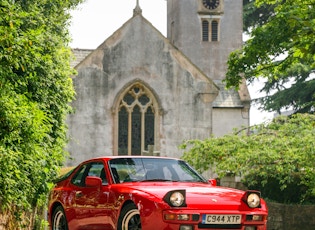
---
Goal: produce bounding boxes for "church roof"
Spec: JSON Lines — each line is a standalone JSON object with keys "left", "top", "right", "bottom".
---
{"left": 69, "top": 4, "right": 251, "bottom": 108}
{"left": 71, "top": 48, "right": 93, "bottom": 68}
{"left": 71, "top": 8, "right": 218, "bottom": 91}
{"left": 213, "top": 80, "right": 250, "bottom": 108}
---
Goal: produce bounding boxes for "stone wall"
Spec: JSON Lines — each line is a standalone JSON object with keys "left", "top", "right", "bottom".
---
{"left": 267, "top": 202, "right": 315, "bottom": 230}
{"left": 220, "top": 177, "right": 315, "bottom": 229}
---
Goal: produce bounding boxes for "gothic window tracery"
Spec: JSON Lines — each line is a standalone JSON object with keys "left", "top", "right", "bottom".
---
{"left": 117, "top": 84, "right": 157, "bottom": 156}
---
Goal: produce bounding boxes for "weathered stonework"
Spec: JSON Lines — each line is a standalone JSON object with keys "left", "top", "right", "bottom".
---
{"left": 67, "top": 0, "right": 250, "bottom": 165}
{"left": 267, "top": 202, "right": 315, "bottom": 230}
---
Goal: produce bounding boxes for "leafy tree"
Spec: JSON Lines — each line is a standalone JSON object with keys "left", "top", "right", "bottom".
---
{"left": 0, "top": 0, "right": 84, "bottom": 228}
{"left": 228, "top": 0, "right": 315, "bottom": 113}
{"left": 243, "top": 0, "right": 277, "bottom": 32}
{"left": 180, "top": 113, "right": 315, "bottom": 204}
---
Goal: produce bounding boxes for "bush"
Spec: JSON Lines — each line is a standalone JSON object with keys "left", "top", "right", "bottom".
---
{"left": 0, "top": 0, "right": 84, "bottom": 228}
{"left": 180, "top": 113, "right": 315, "bottom": 204}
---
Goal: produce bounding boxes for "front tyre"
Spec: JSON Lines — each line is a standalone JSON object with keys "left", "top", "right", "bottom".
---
{"left": 52, "top": 206, "right": 69, "bottom": 230}
{"left": 118, "top": 203, "right": 141, "bottom": 230}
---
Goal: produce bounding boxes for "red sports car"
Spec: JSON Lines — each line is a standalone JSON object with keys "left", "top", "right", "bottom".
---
{"left": 48, "top": 156, "right": 268, "bottom": 230}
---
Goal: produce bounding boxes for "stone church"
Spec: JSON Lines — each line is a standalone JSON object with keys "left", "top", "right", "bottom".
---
{"left": 67, "top": 0, "right": 250, "bottom": 165}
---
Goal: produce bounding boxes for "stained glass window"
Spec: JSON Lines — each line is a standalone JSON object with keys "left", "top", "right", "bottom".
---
{"left": 139, "top": 95, "right": 150, "bottom": 105}
{"left": 118, "top": 107, "right": 128, "bottom": 155}
{"left": 145, "top": 106, "right": 155, "bottom": 149}
{"left": 118, "top": 84, "right": 156, "bottom": 155}
{"left": 123, "top": 93, "right": 134, "bottom": 105}
{"left": 131, "top": 106, "right": 141, "bottom": 155}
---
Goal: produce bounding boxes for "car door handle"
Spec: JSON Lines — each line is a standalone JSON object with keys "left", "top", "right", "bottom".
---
{"left": 75, "top": 191, "right": 83, "bottom": 198}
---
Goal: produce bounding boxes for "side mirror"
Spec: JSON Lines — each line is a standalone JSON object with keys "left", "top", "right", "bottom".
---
{"left": 85, "top": 176, "right": 102, "bottom": 188}
{"left": 209, "top": 179, "right": 217, "bottom": 186}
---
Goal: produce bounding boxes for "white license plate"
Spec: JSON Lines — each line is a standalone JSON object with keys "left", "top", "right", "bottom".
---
{"left": 202, "top": 214, "right": 242, "bottom": 224}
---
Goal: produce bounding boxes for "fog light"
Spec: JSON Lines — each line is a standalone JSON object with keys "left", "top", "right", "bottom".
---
{"left": 246, "top": 215, "right": 263, "bottom": 221}
{"left": 180, "top": 225, "right": 193, "bottom": 230}
{"left": 252, "top": 215, "right": 263, "bottom": 221}
{"left": 178, "top": 214, "right": 190, "bottom": 220}
{"left": 245, "top": 227, "right": 256, "bottom": 230}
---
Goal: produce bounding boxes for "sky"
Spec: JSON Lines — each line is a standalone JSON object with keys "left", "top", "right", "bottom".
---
{"left": 69, "top": 0, "right": 274, "bottom": 125}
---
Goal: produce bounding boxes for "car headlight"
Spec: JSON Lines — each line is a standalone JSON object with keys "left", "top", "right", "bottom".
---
{"left": 170, "top": 192, "right": 185, "bottom": 207}
{"left": 164, "top": 190, "right": 186, "bottom": 207}
{"left": 243, "top": 191, "right": 261, "bottom": 208}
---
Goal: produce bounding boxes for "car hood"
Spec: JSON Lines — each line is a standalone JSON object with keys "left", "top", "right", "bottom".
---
{"left": 115, "top": 182, "right": 247, "bottom": 209}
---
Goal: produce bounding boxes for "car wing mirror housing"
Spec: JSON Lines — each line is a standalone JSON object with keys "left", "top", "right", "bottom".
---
{"left": 85, "top": 176, "right": 102, "bottom": 188}
{"left": 208, "top": 179, "right": 217, "bottom": 186}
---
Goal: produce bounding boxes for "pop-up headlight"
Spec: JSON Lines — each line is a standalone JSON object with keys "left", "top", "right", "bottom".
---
{"left": 164, "top": 190, "right": 186, "bottom": 207}
{"left": 242, "top": 191, "right": 261, "bottom": 208}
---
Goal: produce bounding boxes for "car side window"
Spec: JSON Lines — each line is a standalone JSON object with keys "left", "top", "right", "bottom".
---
{"left": 71, "top": 162, "right": 108, "bottom": 186}
{"left": 71, "top": 164, "right": 88, "bottom": 186}
{"left": 87, "top": 162, "right": 108, "bottom": 185}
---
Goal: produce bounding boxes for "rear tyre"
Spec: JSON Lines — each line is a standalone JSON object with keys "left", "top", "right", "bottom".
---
{"left": 117, "top": 203, "right": 141, "bottom": 230}
{"left": 52, "top": 206, "right": 69, "bottom": 230}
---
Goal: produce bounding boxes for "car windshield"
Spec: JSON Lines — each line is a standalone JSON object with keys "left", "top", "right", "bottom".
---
{"left": 108, "top": 158, "right": 207, "bottom": 183}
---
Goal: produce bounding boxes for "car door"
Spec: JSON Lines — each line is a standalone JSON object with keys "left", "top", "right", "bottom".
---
{"left": 71, "top": 161, "right": 112, "bottom": 229}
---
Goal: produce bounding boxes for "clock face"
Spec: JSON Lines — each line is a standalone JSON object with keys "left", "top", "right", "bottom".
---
{"left": 202, "top": 0, "right": 220, "bottom": 10}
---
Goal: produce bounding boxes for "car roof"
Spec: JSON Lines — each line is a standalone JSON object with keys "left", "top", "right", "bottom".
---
{"left": 88, "top": 155, "right": 180, "bottom": 161}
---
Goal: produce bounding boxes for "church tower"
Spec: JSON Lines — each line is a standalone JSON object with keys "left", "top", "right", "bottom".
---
{"left": 68, "top": 0, "right": 250, "bottom": 164}
{"left": 167, "top": 0, "right": 250, "bottom": 135}
{"left": 167, "top": 0, "right": 243, "bottom": 80}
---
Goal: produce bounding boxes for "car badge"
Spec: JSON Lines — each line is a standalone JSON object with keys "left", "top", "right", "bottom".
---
{"left": 212, "top": 198, "right": 217, "bottom": 202}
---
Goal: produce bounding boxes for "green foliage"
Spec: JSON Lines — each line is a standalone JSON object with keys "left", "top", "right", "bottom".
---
{"left": 243, "top": 0, "right": 277, "bottom": 32}
{"left": 180, "top": 113, "right": 315, "bottom": 204}
{"left": 0, "top": 0, "right": 84, "bottom": 227}
{"left": 228, "top": 0, "right": 315, "bottom": 113}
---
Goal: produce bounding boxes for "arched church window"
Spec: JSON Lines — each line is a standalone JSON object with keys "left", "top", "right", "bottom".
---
{"left": 117, "top": 84, "right": 157, "bottom": 156}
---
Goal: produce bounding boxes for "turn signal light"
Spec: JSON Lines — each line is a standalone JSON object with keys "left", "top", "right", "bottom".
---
{"left": 164, "top": 214, "right": 190, "bottom": 221}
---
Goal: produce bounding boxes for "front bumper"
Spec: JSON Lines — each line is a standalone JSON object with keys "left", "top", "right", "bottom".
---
{"left": 142, "top": 209, "right": 267, "bottom": 230}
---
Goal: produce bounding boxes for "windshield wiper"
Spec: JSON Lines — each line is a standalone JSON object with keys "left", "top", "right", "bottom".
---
{"left": 140, "top": 179, "right": 178, "bottom": 182}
